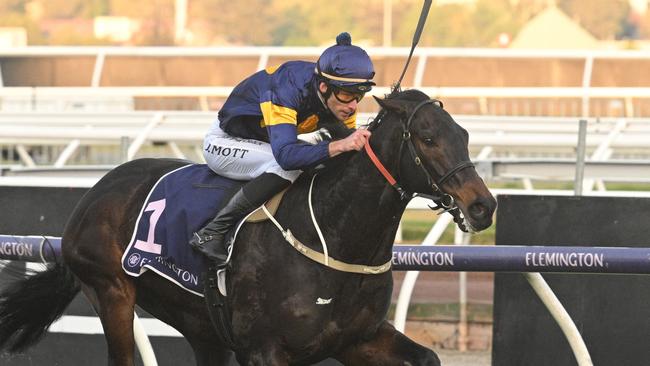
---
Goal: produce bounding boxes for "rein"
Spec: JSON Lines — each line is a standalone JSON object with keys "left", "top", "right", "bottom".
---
{"left": 365, "top": 98, "right": 475, "bottom": 226}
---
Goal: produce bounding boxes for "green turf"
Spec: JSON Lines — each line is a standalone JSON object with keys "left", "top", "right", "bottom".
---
{"left": 387, "top": 303, "right": 494, "bottom": 323}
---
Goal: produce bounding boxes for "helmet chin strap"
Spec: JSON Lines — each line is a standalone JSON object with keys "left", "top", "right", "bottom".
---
{"left": 316, "top": 86, "right": 329, "bottom": 109}
{"left": 316, "top": 83, "right": 343, "bottom": 122}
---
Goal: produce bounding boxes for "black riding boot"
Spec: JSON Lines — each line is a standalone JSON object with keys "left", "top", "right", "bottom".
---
{"left": 189, "top": 173, "right": 291, "bottom": 264}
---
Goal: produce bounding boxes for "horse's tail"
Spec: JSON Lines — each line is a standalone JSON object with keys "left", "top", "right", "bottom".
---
{"left": 0, "top": 261, "right": 80, "bottom": 352}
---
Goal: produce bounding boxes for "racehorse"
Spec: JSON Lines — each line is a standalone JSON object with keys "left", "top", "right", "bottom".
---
{"left": 0, "top": 89, "right": 496, "bottom": 365}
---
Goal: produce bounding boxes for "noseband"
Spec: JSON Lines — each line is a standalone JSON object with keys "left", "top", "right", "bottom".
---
{"left": 365, "top": 98, "right": 474, "bottom": 227}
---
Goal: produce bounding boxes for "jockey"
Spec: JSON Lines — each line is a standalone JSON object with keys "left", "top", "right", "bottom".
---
{"left": 190, "top": 32, "right": 376, "bottom": 264}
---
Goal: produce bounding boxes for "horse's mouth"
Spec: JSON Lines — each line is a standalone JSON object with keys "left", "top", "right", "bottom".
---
{"left": 457, "top": 190, "right": 497, "bottom": 233}
{"left": 462, "top": 215, "right": 477, "bottom": 233}
{"left": 456, "top": 200, "right": 494, "bottom": 234}
{"left": 455, "top": 208, "right": 477, "bottom": 234}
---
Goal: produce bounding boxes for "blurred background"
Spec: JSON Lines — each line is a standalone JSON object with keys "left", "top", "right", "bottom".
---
{"left": 2, "top": 1, "right": 650, "bottom": 365}
{"left": 1, "top": 0, "right": 649, "bottom": 48}
{"left": 3, "top": 0, "right": 650, "bottom": 117}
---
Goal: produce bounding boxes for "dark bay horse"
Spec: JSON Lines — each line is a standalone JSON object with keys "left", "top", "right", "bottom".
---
{"left": 0, "top": 89, "right": 496, "bottom": 365}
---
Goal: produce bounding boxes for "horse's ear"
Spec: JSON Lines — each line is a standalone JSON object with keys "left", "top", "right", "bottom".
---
{"left": 373, "top": 96, "right": 408, "bottom": 116}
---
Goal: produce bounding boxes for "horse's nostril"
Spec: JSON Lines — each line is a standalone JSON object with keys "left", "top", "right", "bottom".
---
{"left": 468, "top": 196, "right": 497, "bottom": 222}
{"left": 469, "top": 201, "right": 488, "bottom": 219}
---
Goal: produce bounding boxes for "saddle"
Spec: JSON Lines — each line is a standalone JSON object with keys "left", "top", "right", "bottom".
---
{"left": 244, "top": 187, "right": 287, "bottom": 223}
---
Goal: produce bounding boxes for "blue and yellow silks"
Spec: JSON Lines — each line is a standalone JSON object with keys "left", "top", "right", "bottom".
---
{"left": 218, "top": 61, "right": 355, "bottom": 171}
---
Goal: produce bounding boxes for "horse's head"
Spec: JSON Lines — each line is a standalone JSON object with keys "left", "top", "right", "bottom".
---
{"left": 372, "top": 90, "right": 496, "bottom": 232}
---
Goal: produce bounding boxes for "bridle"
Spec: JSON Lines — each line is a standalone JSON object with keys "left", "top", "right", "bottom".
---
{"left": 365, "top": 98, "right": 475, "bottom": 229}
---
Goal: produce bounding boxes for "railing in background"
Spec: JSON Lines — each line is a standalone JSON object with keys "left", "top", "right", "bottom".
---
{"left": 3, "top": 47, "right": 650, "bottom": 116}
{"left": 2, "top": 112, "right": 649, "bottom": 159}
{"left": 1, "top": 112, "right": 649, "bottom": 194}
{"left": 1, "top": 86, "right": 650, "bottom": 117}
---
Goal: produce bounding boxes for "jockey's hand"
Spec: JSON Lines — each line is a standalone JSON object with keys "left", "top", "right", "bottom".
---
{"left": 328, "top": 129, "right": 371, "bottom": 157}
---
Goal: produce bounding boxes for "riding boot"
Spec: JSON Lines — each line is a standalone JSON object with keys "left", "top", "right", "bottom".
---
{"left": 190, "top": 173, "right": 291, "bottom": 265}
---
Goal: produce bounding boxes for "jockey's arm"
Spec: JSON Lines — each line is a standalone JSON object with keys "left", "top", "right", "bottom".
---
{"left": 262, "top": 105, "right": 370, "bottom": 170}
{"left": 261, "top": 101, "right": 331, "bottom": 170}
{"left": 267, "top": 123, "right": 331, "bottom": 170}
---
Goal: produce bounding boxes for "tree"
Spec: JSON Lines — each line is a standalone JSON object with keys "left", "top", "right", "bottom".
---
{"left": 189, "top": 0, "right": 279, "bottom": 45}
{"left": 638, "top": 10, "right": 650, "bottom": 40}
{"left": 393, "top": 0, "right": 524, "bottom": 48}
{"left": 110, "top": 0, "right": 174, "bottom": 45}
{"left": 41, "top": 0, "right": 108, "bottom": 19}
{"left": 13, "top": 0, "right": 639, "bottom": 47}
{"left": 472, "top": 0, "right": 522, "bottom": 47}
{"left": 0, "top": 0, "right": 47, "bottom": 45}
{"left": 0, "top": 0, "right": 27, "bottom": 14}
{"left": 188, "top": 0, "right": 385, "bottom": 46}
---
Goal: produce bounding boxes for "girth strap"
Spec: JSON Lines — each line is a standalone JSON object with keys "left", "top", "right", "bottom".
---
{"left": 204, "top": 266, "right": 236, "bottom": 349}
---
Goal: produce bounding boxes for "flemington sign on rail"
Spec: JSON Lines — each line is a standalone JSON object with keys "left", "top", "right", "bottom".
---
{"left": 391, "top": 245, "right": 650, "bottom": 274}
{"left": 3, "top": 234, "right": 650, "bottom": 275}
{"left": 0, "top": 239, "right": 35, "bottom": 259}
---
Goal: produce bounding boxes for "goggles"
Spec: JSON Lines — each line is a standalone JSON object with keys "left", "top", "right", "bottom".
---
{"left": 331, "top": 86, "right": 365, "bottom": 104}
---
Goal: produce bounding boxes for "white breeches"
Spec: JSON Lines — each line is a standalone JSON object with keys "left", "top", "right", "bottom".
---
{"left": 203, "top": 124, "right": 301, "bottom": 182}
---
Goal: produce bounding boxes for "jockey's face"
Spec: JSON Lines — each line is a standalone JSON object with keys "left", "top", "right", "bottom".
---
{"left": 319, "top": 82, "right": 358, "bottom": 121}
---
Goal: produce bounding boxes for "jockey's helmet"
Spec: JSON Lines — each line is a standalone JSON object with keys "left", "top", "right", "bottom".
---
{"left": 315, "top": 32, "right": 375, "bottom": 95}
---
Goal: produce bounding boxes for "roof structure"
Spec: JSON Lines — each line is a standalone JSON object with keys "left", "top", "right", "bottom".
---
{"left": 510, "top": 5, "right": 599, "bottom": 49}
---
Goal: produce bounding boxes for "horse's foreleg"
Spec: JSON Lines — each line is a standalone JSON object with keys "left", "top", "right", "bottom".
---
{"left": 236, "top": 344, "right": 290, "bottom": 366}
{"left": 189, "top": 339, "right": 236, "bottom": 366}
{"left": 336, "top": 321, "right": 441, "bottom": 366}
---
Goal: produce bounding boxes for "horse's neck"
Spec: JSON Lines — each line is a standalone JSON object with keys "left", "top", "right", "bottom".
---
{"left": 313, "top": 115, "right": 407, "bottom": 264}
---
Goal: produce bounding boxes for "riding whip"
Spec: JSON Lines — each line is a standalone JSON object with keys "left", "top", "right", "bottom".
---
{"left": 393, "top": 0, "right": 432, "bottom": 93}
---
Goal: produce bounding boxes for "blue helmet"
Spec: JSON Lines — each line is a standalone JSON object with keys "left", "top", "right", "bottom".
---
{"left": 315, "top": 32, "right": 375, "bottom": 93}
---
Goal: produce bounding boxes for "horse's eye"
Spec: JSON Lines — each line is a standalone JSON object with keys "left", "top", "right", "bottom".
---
{"left": 423, "top": 138, "right": 435, "bottom": 146}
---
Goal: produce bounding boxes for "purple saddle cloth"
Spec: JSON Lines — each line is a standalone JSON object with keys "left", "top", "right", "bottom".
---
{"left": 121, "top": 164, "right": 244, "bottom": 296}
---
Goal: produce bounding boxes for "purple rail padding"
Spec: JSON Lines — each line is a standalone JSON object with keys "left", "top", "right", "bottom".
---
{"left": 1, "top": 234, "right": 649, "bottom": 274}
{"left": 0, "top": 235, "right": 61, "bottom": 263}
{"left": 391, "top": 244, "right": 650, "bottom": 274}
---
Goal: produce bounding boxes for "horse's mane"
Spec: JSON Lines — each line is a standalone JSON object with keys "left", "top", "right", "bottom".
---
{"left": 305, "top": 148, "right": 353, "bottom": 178}
{"left": 387, "top": 88, "right": 430, "bottom": 102}
{"left": 365, "top": 89, "right": 430, "bottom": 131}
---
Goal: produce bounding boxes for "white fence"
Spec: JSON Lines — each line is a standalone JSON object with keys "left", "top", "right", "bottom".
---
{"left": 2, "top": 47, "right": 650, "bottom": 116}
{"left": 1, "top": 112, "right": 649, "bottom": 192}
